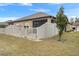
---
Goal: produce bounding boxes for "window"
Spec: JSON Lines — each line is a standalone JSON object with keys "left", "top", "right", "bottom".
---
{"left": 33, "top": 19, "right": 47, "bottom": 27}
{"left": 33, "top": 21, "right": 39, "bottom": 27}
{"left": 51, "top": 19, "right": 55, "bottom": 23}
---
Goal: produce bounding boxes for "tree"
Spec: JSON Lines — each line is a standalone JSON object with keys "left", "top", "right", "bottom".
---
{"left": 75, "top": 17, "right": 79, "bottom": 22}
{"left": 56, "top": 6, "right": 68, "bottom": 41}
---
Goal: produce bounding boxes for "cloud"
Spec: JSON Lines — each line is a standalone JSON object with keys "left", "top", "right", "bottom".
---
{"left": 29, "top": 8, "right": 50, "bottom": 12}
{"left": 0, "top": 3, "right": 12, "bottom": 6}
{"left": 0, "top": 3, "right": 33, "bottom": 6}
{"left": 19, "top": 3, "right": 32, "bottom": 6}
{"left": 0, "top": 17, "right": 19, "bottom": 22}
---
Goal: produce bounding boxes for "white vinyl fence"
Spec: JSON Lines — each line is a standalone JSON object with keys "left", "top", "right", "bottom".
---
{"left": 5, "top": 25, "right": 27, "bottom": 37}
{"left": 0, "top": 22, "right": 58, "bottom": 40}
{"left": 37, "top": 22, "right": 58, "bottom": 39}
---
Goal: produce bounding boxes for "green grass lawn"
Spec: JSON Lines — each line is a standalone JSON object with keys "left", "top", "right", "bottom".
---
{"left": 0, "top": 32, "right": 79, "bottom": 56}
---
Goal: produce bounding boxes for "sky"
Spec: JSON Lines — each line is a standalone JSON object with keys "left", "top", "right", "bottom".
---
{"left": 0, "top": 3, "right": 79, "bottom": 22}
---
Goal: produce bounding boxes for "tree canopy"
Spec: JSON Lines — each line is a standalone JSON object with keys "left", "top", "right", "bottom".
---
{"left": 56, "top": 6, "right": 68, "bottom": 41}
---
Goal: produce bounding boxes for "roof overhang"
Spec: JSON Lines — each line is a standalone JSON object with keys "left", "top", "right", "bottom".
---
{"left": 9, "top": 16, "right": 56, "bottom": 23}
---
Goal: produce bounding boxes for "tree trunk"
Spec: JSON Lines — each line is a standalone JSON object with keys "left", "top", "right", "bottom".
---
{"left": 58, "top": 34, "right": 62, "bottom": 41}
{"left": 64, "top": 26, "right": 67, "bottom": 32}
{"left": 58, "top": 30, "right": 62, "bottom": 41}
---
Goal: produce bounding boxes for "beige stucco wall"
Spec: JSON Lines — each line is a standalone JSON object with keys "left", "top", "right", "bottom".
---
{"left": 14, "top": 20, "right": 32, "bottom": 28}
{"left": 47, "top": 18, "right": 52, "bottom": 23}
{"left": 24, "top": 20, "right": 32, "bottom": 28}
{"left": 13, "top": 17, "right": 52, "bottom": 28}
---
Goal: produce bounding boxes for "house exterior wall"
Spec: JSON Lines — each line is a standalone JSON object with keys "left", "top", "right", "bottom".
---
{"left": 47, "top": 18, "right": 52, "bottom": 23}
{"left": 66, "top": 24, "right": 72, "bottom": 31}
{"left": 74, "top": 26, "right": 79, "bottom": 31}
{"left": 0, "top": 22, "right": 58, "bottom": 40}
{"left": 13, "top": 20, "right": 32, "bottom": 28}
{"left": 12, "top": 17, "right": 53, "bottom": 28}
{"left": 24, "top": 20, "right": 32, "bottom": 28}
{"left": 0, "top": 17, "right": 58, "bottom": 40}
{"left": 0, "top": 20, "right": 58, "bottom": 40}
{"left": 76, "top": 26, "right": 79, "bottom": 31}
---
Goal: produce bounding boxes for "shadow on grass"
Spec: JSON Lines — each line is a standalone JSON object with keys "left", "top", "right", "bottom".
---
{"left": 58, "top": 38, "right": 67, "bottom": 44}
{"left": 50, "top": 34, "right": 68, "bottom": 44}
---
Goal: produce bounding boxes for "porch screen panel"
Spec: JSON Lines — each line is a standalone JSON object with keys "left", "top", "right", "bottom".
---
{"left": 33, "top": 19, "right": 47, "bottom": 27}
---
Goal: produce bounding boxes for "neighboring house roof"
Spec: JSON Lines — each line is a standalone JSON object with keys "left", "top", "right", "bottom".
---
{"left": 12, "top": 12, "right": 56, "bottom": 22}
{"left": 73, "top": 22, "right": 79, "bottom": 26}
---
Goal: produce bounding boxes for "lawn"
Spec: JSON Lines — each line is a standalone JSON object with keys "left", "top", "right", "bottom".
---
{"left": 0, "top": 32, "right": 79, "bottom": 56}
